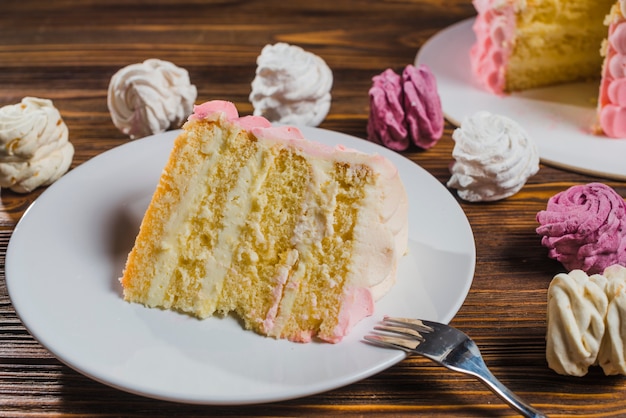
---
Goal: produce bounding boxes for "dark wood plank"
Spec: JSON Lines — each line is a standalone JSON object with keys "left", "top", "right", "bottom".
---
{"left": 1, "top": 0, "right": 625, "bottom": 416}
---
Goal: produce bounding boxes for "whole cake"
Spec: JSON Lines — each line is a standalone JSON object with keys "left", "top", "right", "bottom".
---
{"left": 471, "top": 0, "right": 615, "bottom": 94}
{"left": 470, "top": 0, "right": 625, "bottom": 137}
{"left": 120, "top": 100, "right": 408, "bottom": 343}
{"left": 597, "top": 2, "right": 626, "bottom": 137}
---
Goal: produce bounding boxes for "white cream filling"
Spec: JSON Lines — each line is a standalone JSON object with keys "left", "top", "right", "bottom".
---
{"left": 267, "top": 159, "right": 334, "bottom": 336}
{"left": 145, "top": 128, "right": 273, "bottom": 314}
{"left": 194, "top": 145, "right": 275, "bottom": 315}
{"left": 144, "top": 129, "right": 227, "bottom": 306}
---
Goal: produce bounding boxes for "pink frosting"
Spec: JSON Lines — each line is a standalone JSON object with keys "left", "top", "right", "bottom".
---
{"left": 189, "top": 100, "right": 305, "bottom": 141}
{"left": 402, "top": 65, "right": 444, "bottom": 149}
{"left": 189, "top": 100, "right": 239, "bottom": 121}
{"left": 599, "top": 16, "right": 626, "bottom": 138}
{"left": 469, "top": 0, "right": 517, "bottom": 95}
{"left": 236, "top": 115, "right": 272, "bottom": 130}
{"left": 325, "top": 287, "right": 375, "bottom": 343}
{"left": 536, "top": 183, "right": 626, "bottom": 274}
{"left": 367, "top": 65, "right": 443, "bottom": 151}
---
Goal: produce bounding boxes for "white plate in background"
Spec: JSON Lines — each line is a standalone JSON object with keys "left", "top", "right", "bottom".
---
{"left": 417, "top": 18, "right": 626, "bottom": 180}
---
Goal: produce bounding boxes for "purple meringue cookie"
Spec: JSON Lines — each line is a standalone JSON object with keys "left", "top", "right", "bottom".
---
{"left": 536, "top": 183, "right": 626, "bottom": 274}
{"left": 366, "top": 69, "right": 409, "bottom": 151}
{"left": 402, "top": 64, "right": 444, "bottom": 149}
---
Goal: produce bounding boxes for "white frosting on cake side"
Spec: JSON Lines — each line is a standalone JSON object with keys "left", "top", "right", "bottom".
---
{"left": 0, "top": 97, "right": 74, "bottom": 193}
{"left": 447, "top": 111, "right": 539, "bottom": 202}
{"left": 108, "top": 58, "right": 197, "bottom": 139}
{"left": 249, "top": 43, "right": 333, "bottom": 127}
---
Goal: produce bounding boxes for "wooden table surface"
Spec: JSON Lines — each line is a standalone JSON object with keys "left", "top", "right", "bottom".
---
{"left": 1, "top": 1, "right": 625, "bottom": 416}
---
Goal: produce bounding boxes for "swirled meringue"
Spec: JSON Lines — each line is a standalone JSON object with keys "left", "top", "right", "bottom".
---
{"left": 446, "top": 111, "right": 539, "bottom": 202}
{"left": 547, "top": 264, "right": 626, "bottom": 376}
{"left": 108, "top": 58, "right": 197, "bottom": 139}
{"left": 402, "top": 64, "right": 444, "bottom": 149}
{"left": 598, "top": 264, "right": 626, "bottom": 375}
{"left": 546, "top": 269, "right": 608, "bottom": 376}
{"left": 367, "top": 69, "right": 407, "bottom": 151}
{"left": 249, "top": 43, "right": 333, "bottom": 127}
{"left": 0, "top": 97, "right": 74, "bottom": 193}
{"left": 367, "top": 65, "right": 443, "bottom": 151}
{"left": 536, "top": 183, "right": 626, "bottom": 275}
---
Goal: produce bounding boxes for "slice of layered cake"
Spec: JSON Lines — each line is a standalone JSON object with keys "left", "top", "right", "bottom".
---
{"left": 120, "top": 100, "right": 408, "bottom": 343}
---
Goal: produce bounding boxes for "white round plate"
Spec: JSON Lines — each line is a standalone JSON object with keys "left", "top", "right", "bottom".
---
{"left": 417, "top": 18, "right": 626, "bottom": 181}
{"left": 6, "top": 127, "right": 475, "bottom": 405}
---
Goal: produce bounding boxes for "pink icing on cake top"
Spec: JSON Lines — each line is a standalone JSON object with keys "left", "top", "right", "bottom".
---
{"left": 470, "top": 0, "right": 517, "bottom": 95}
{"left": 599, "top": 11, "right": 626, "bottom": 138}
{"left": 190, "top": 100, "right": 239, "bottom": 121}
{"left": 536, "top": 183, "right": 626, "bottom": 275}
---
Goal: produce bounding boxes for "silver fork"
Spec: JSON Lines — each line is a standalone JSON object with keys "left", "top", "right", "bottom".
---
{"left": 365, "top": 317, "right": 548, "bottom": 418}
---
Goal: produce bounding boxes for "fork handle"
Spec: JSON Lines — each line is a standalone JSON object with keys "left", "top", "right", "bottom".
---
{"left": 472, "top": 367, "right": 547, "bottom": 418}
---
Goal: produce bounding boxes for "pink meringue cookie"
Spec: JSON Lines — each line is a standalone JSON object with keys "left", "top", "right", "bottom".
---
{"left": 536, "top": 183, "right": 626, "bottom": 275}
{"left": 367, "top": 64, "right": 443, "bottom": 151}
{"left": 402, "top": 64, "right": 444, "bottom": 149}
{"left": 367, "top": 69, "right": 408, "bottom": 151}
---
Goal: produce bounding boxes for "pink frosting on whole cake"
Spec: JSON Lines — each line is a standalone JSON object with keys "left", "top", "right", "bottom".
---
{"left": 536, "top": 183, "right": 626, "bottom": 274}
{"left": 469, "top": 0, "right": 517, "bottom": 95}
{"left": 367, "top": 64, "right": 443, "bottom": 151}
{"left": 598, "top": 7, "right": 626, "bottom": 138}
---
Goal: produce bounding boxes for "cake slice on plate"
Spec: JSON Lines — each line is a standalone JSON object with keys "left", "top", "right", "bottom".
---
{"left": 120, "top": 100, "right": 408, "bottom": 343}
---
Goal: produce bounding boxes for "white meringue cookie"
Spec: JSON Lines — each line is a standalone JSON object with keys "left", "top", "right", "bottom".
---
{"left": 0, "top": 97, "right": 74, "bottom": 193}
{"left": 546, "top": 269, "right": 608, "bottom": 376}
{"left": 597, "top": 264, "right": 626, "bottom": 375}
{"left": 249, "top": 43, "right": 333, "bottom": 127}
{"left": 108, "top": 58, "right": 197, "bottom": 139}
{"left": 447, "top": 111, "right": 539, "bottom": 202}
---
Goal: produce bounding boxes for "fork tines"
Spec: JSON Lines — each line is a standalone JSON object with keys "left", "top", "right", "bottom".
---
{"left": 383, "top": 316, "right": 435, "bottom": 332}
{"left": 364, "top": 316, "right": 434, "bottom": 351}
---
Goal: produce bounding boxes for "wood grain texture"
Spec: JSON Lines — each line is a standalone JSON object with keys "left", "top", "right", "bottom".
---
{"left": 1, "top": 0, "right": 625, "bottom": 416}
